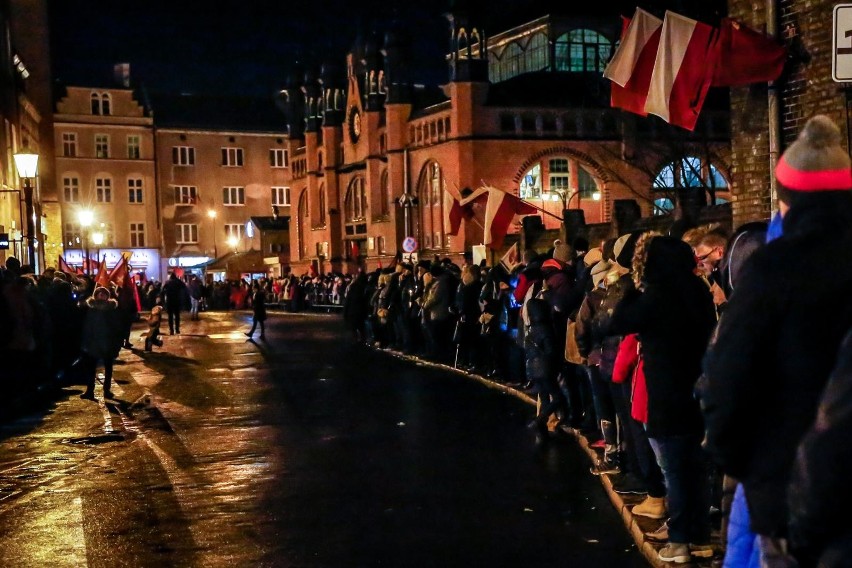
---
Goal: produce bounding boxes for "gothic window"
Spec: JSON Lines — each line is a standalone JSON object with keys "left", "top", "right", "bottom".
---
{"left": 418, "top": 162, "right": 445, "bottom": 249}
{"left": 525, "top": 33, "right": 549, "bottom": 72}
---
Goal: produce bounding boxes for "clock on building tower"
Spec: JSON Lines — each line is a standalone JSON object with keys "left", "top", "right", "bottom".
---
{"left": 348, "top": 106, "right": 362, "bottom": 143}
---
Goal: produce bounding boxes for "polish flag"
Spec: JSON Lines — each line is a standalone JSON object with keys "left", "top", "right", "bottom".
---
{"left": 481, "top": 187, "right": 538, "bottom": 250}
{"left": 644, "top": 11, "right": 720, "bottom": 131}
{"left": 605, "top": 9, "right": 663, "bottom": 117}
{"left": 712, "top": 18, "right": 786, "bottom": 87}
{"left": 444, "top": 191, "right": 464, "bottom": 236}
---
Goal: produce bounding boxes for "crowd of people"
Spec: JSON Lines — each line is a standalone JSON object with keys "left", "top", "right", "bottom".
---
{"left": 338, "top": 115, "right": 852, "bottom": 567}
{"left": 1, "top": 115, "right": 850, "bottom": 567}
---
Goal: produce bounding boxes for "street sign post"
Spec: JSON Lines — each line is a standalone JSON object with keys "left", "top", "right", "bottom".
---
{"left": 833, "top": 4, "right": 852, "bottom": 82}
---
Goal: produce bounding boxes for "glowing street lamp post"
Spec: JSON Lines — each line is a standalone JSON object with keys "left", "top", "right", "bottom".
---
{"left": 92, "top": 231, "right": 104, "bottom": 268}
{"left": 13, "top": 149, "right": 39, "bottom": 271}
{"left": 207, "top": 209, "right": 218, "bottom": 258}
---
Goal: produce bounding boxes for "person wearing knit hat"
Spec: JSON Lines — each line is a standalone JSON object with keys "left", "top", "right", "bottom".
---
{"left": 702, "top": 114, "right": 852, "bottom": 567}
{"left": 552, "top": 239, "right": 573, "bottom": 265}
{"left": 613, "top": 231, "right": 643, "bottom": 272}
{"left": 590, "top": 260, "right": 612, "bottom": 289}
{"left": 79, "top": 284, "right": 122, "bottom": 401}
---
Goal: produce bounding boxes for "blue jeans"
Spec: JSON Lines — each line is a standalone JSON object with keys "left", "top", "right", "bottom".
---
{"left": 649, "top": 433, "right": 711, "bottom": 544}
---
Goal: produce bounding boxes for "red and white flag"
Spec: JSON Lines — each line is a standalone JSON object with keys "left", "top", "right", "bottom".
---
{"left": 712, "top": 18, "right": 786, "bottom": 87}
{"left": 95, "top": 257, "right": 110, "bottom": 288}
{"left": 644, "top": 11, "right": 719, "bottom": 131}
{"left": 444, "top": 191, "right": 464, "bottom": 236}
{"left": 480, "top": 187, "right": 537, "bottom": 250}
{"left": 499, "top": 242, "right": 521, "bottom": 273}
{"left": 108, "top": 252, "right": 131, "bottom": 288}
{"left": 605, "top": 9, "right": 663, "bottom": 117}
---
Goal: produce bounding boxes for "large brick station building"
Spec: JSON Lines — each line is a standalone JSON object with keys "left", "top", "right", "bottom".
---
{"left": 279, "top": 4, "right": 732, "bottom": 274}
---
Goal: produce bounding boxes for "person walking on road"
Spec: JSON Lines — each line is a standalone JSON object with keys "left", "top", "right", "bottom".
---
{"left": 79, "top": 286, "right": 122, "bottom": 400}
{"left": 188, "top": 275, "right": 203, "bottom": 320}
{"left": 161, "top": 272, "right": 187, "bottom": 335}
{"left": 245, "top": 284, "right": 267, "bottom": 339}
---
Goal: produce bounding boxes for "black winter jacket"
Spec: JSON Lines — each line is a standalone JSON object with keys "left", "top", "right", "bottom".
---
{"left": 701, "top": 195, "right": 852, "bottom": 537}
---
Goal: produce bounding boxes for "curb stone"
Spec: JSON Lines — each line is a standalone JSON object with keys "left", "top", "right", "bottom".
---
{"left": 373, "top": 346, "right": 719, "bottom": 568}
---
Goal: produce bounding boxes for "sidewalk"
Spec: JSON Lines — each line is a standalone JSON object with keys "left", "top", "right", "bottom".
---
{"left": 371, "top": 346, "right": 721, "bottom": 568}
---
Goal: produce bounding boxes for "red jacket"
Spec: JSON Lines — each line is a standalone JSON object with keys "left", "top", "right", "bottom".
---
{"left": 612, "top": 333, "right": 648, "bottom": 424}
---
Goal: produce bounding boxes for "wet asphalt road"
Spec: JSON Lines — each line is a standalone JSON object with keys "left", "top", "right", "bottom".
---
{"left": 0, "top": 311, "right": 644, "bottom": 567}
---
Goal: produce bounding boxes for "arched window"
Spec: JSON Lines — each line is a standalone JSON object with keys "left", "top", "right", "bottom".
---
{"left": 318, "top": 184, "right": 326, "bottom": 225}
{"left": 297, "top": 189, "right": 308, "bottom": 258}
{"left": 555, "top": 29, "right": 612, "bottom": 72}
{"left": 520, "top": 163, "right": 542, "bottom": 199}
{"left": 519, "top": 156, "right": 601, "bottom": 203}
{"left": 91, "top": 93, "right": 101, "bottom": 115}
{"left": 653, "top": 156, "right": 729, "bottom": 191}
{"left": 417, "top": 162, "right": 445, "bottom": 249}
{"left": 525, "top": 33, "right": 548, "bottom": 73}
{"left": 654, "top": 197, "right": 674, "bottom": 215}
{"left": 345, "top": 177, "right": 368, "bottom": 238}
{"left": 379, "top": 170, "right": 390, "bottom": 216}
{"left": 101, "top": 93, "right": 111, "bottom": 116}
{"left": 503, "top": 42, "right": 525, "bottom": 80}
{"left": 578, "top": 167, "right": 598, "bottom": 199}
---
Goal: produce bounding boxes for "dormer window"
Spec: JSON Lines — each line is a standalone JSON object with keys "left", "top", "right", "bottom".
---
{"left": 90, "top": 92, "right": 112, "bottom": 115}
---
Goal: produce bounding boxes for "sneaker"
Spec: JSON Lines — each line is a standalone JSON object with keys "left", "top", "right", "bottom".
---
{"left": 645, "top": 522, "right": 669, "bottom": 543}
{"left": 611, "top": 474, "right": 648, "bottom": 495}
{"left": 590, "top": 458, "right": 620, "bottom": 476}
{"left": 632, "top": 496, "right": 667, "bottom": 519}
{"left": 658, "top": 543, "right": 691, "bottom": 564}
{"left": 689, "top": 543, "right": 714, "bottom": 558}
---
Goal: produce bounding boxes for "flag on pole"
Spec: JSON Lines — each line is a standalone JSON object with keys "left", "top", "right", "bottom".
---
{"left": 58, "top": 255, "right": 74, "bottom": 274}
{"left": 605, "top": 9, "right": 663, "bottom": 117}
{"left": 480, "top": 187, "right": 538, "bottom": 250}
{"left": 712, "top": 18, "right": 786, "bottom": 87}
{"left": 444, "top": 191, "right": 464, "bottom": 236}
{"left": 643, "top": 11, "right": 719, "bottom": 131}
{"left": 499, "top": 242, "right": 521, "bottom": 273}
{"left": 95, "top": 257, "right": 110, "bottom": 287}
{"left": 108, "top": 252, "right": 131, "bottom": 288}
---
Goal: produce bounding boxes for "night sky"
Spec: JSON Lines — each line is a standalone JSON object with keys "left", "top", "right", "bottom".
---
{"left": 48, "top": 0, "right": 726, "bottom": 97}
{"left": 49, "top": 0, "right": 456, "bottom": 97}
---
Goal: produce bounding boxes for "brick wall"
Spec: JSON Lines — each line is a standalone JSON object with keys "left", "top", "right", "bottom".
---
{"left": 728, "top": 0, "right": 847, "bottom": 227}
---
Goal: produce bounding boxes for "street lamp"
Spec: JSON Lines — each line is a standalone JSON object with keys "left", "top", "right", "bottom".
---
{"left": 227, "top": 235, "right": 238, "bottom": 252}
{"left": 207, "top": 209, "right": 218, "bottom": 258}
{"left": 13, "top": 148, "right": 39, "bottom": 271}
{"left": 78, "top": 209, "right": 94, "bottom": 276}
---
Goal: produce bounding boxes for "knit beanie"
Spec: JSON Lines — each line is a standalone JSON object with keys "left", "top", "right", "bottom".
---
{"left": 93, "top": 286, "right": 110, "bottom": 298}
{"left": 590, "top": 260, "right": 612, "bottom": 288}
{"left": 552, "top": 240, "right": 573, "bottom": 264}
{"left": 613, "top": 232, "right": 641, "bottom": 270}
{"left": 775, "top": 115, "right": 852, "bottom": 192}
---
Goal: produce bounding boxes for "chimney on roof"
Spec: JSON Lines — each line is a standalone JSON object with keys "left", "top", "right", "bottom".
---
{"left": 114, "top": 63, "right": 131, "bottom": 88}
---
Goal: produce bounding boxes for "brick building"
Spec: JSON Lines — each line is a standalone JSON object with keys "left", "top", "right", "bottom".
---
{"left": 727, "top": 0, "right": 845, "bottom": 227}
{"left": 280, "top": 5, "right": 732, "bottom": 275}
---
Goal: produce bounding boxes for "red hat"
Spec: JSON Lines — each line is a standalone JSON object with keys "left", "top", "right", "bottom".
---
{"left": 541, "top": 258, "right": 563, "bottom": 271}
{"left": 775, "top": 115, "right": 852, "bottom": 192}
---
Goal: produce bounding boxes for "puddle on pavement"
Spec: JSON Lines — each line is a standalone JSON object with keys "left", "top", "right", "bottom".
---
{"left": 65, "top": 433, "right": 127, "bottom": 445}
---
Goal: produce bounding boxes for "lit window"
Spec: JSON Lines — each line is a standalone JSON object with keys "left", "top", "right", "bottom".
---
{"left": 520, "top": 163, "right": 542, "bottom": 199}
{"left": 127, "top": 135, "right": 141, "bottom": 159}
{"left": 549, "top": 158, "right": 570, "bottom": 194}
{"left": 224, "top": 224, "right": 244, "bottom": 239}
{"left": 95, "top": 134, "right": 109, "bottom": 159}
{"left": 174, "top": 186, "right": 198, "bottom": 205}
{"left": 654, "top": 198, "right": 674, "bottom": 216}
{"left": 64, "top": 222, "right": 82, "bottom": 246}
{"left": 555, "top": 29, "right": 612, "bottom": 72}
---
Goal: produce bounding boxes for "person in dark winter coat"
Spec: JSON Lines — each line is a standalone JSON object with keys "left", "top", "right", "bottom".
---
{"left": 79, "top": 286, "right": 122, "bottom": 400}
{"left": 702, "top": 115, "right": 852, "bottom": 564}
{"left": 161, "top": 273, "right": 187, "bottom": 335}
{"left": 343, "top": 270, "right": 368, "bottom": 341}
{"left": 453, "top": 264, "right": 483, "bottom": 370}
{"left": 525, "top": 298, "right": 568, "bottom": 443}
{"left": 245, "top": 285, "right": 267, "bottom": 339}
{"left": 613, "top": 236, "right": 717, "bottom": 563}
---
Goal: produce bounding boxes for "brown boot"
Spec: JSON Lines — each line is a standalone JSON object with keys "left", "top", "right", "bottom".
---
{"left": 632, "top": 496, "right": 667, "bottom": 519}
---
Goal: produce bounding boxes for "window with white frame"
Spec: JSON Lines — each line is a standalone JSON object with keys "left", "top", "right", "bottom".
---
{"left": 127, "top": 135, "right": 141, "bottom": 159}
{"left": 90, "top": 92, "right": 111, "bottom": 116}
{"left": 176, "top": 224, "right": 198, "bottom": 244}
{"left": 174, "top": 185, "right": 198, "bottom": 205}
{"left": 96, "top": 178, "right": 112, "bottom": 202}
{"left": 95, "top": 134, "right": 109, "bottom": 158}
{"left": 63, "top": 177, "right": 80, "bottom": 202}
{"left": 64, "top": 222, "right": 82, "bottom": 247}
{"left": 172, "top": 146, "right": 195, "bottom": 166}
{"left": 62, "top": 133, "right": 77, "bottom": 157}
{"left": 520, "top": 163, "right": 542, "bottom": 199}
{"left": 128, "top": 178, "right": 143, "bottom": 203}
{"left": 221, "top": 147, "right": 244, "bottom": 167}
{"left": 225, "top": 224, "right": 243, "bottom": 239}
{"left": 270, "top": 148, "right": 289, "bottom": 168}
{"left": 272, "top": 186, "right": 290, "bottom": 206}
{"left": 223, "top": 186, "right": 245, "bottom": 206}
{"left": 549, "top": 158, "right": 570, "bottom": 194}
{"left": 97, "top": 223, "right": 114, "bottom": 246}
{"left": 130, "top": 223, "right": 145, "bottom": 247}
